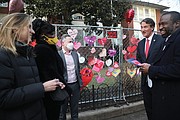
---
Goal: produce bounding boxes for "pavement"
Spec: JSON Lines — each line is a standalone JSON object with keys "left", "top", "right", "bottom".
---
{"left": 67, "top": 100, "right": 148, "bottom": 120}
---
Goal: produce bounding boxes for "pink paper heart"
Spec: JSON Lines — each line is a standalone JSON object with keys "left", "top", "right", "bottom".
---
{"left": 96, "top": 75, "right": 105, "bottom": 83}
{"left": 91, "top": 47, "right": 96, "bottom": 54}
{"left": 73, "top": 42, "right": 81, "bottom": 50}
{"left": 67, "top": 29, "right": 78, "bottom": 39}
{"left": 84, "top": 36, "right": 96, "bottom": 46}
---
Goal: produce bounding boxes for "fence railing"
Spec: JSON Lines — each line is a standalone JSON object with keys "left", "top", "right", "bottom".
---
{"left": 53, "top": 24, "right": 143, "bottom": 112}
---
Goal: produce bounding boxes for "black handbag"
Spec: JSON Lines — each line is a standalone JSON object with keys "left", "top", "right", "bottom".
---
{"left": 50, "top": 87, "right": 69, "bottom": 101}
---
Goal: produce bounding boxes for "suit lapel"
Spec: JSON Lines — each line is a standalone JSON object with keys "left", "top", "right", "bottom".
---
{"left": 59, "top": 50, "right": 67, "bottom": 70}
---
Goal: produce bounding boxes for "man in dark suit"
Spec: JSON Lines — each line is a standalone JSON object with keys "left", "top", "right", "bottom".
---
{"left": 136, "top": 18, "right": 164, "bottom": 120}
{"left": 140, "top": 11, "right": 180, "bottom": 120}
{"left": 59, "top": 34, "right": 83, "bottom": 120}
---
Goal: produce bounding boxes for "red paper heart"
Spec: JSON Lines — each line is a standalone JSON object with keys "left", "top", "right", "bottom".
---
{"left": 98, "top": 38, "right": 107, "bottom": 45}
{"left": 88, "top": 56, "right": 97, "bottom": 66}
{"left": 106, "top": 71, "right": 112, "bottom": 77}
{"left": 127, "top": 46, "right": 137, "bottom": 53}
{"left": 113, "top": 62, "right": 119, "bottom": 69}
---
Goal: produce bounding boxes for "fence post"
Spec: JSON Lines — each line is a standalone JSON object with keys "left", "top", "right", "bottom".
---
{"left": 92, "top": 85, "right": 95, "bottom": 110}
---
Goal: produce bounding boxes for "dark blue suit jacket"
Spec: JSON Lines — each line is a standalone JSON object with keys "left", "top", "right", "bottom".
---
{"left": 136, "top": 33, "right": 164, "bottom": 87}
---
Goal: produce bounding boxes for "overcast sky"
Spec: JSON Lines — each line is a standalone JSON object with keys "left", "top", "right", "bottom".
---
{"left": 142, "top": 0, "right": 180, "bottom": 12}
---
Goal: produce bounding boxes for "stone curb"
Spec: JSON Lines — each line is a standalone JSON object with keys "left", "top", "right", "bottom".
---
{"left": 67, "top": 101, "right": 145, "bottom": 120}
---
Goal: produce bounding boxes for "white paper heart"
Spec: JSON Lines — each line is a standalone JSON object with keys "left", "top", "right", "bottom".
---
{"left": 79, "top": 56, "right": 85, "bottom": 63}
{"left": 105, "top": 59, "right": 112, "bottom": 67}
{"left": 67, "top": 29, "right": 78, "bottom": 39}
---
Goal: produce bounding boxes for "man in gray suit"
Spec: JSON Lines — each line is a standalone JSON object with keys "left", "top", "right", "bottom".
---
{"left": 59, "top": 34, "right": 83, "bottom": 120}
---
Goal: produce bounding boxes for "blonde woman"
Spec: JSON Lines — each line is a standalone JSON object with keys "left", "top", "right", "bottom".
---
{"left": 0, "top": 13, "right": 65, "bottom": 120}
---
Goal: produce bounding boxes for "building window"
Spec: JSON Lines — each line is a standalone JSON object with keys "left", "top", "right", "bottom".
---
{"left": 145, "top": 8, "right": 149, "bottom": 17}
{"left": 133, "top": 7, "right": 138, "bottom": 21}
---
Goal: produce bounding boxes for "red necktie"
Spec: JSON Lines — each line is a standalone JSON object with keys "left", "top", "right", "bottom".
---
{"left": 145, "top": 39, "right": 150, "bottom": 58}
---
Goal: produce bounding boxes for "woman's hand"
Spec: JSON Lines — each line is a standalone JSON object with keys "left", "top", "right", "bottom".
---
{"left": 43, "top": 79, "right": 65, "bottom": 92}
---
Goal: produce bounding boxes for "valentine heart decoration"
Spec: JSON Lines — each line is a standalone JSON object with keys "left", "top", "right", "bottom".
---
{"left": 96, "top": 75, "right": 105, "bottom": 83}
{"left": 108, "top": 49, "right": 116, "bottom": 57}
{"left": 122, "top": 50, "right": 127, "bottom": 55}
{"left": 79, "top": 56, "right": 85, "bottom": 63}
{"left": 92, "top": 59, "right": 104, "bottom": 72}
{"left": 67, "top": 29, "right": 78, "bottom": 39}
{"left": 80, "top": 67, "right": 93, "bottom": 88}
{"left": 84, "top": 36, "right": 96, "bottom": 46}
{"left": 99, "top": 48, "right": 107, "bottom": 57}
{"left": 130, "top": 36, "right": 140, "bottom": 45}
{"left": 127, "top": 45, "right": 137, "bottom": 53}
{"left": 108, "top": 67, "right": 114, "bottom": 72}
{"left": 98, "top": 38, "right": 107, "bottom": 46}
{"left": 113, "top": 61, "right": 119, "bottom": 69}
{"left": 73, "top": 42, "right": 81, "bottom": 50}
{"left": 56, "top": 40, "right": 61, "bottom": 47}
{"left": 125, "top": 9, "right": 135, "bottom": 23}
{"left": 106, "top": 71, "right": 112, "bottom": 77}
{"left": 123, "top": 35, "right": 127, "bottom": 40}
{"left": 29, "top": 40, "right": 37, "bottom": 47}
{"left": 112, "top": 69, "right": 121, "bottom": 77}
{"left": 91, "top": 47, "right": 96, "bottom": 54}
{"left": 105, "top": 59, "right": 112, "bottom": 67}
{"left": 127, "top": 67, "right": 136, "bottom": 78}
{"left": 88, "top": 56, "right": 97, "bottom": 66}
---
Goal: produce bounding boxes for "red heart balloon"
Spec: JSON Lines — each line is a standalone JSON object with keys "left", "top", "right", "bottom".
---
{"left": 98, "top": 38, "right": 107, "bottom": 45}
{"left": 127, "top": 45, "right": 137, "bottom": 53}
{"left": 125, "top": 9, "right": 135, "bottom": 23}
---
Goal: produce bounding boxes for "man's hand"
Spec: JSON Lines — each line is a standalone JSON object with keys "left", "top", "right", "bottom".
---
{"left": 139, "top": 63, "right": 151, "bottom": 74}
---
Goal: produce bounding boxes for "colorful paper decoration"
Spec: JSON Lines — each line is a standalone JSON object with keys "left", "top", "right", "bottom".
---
{"left": 67, "top": 29, "right": 78, "bottom": 39}
{"left": 106, "top": 71, "right": 112, "bottom": 77}
{"left": 105, "top": 59, "right": 112, "bottom": 67}
{"left": 73, "top": 42, "right": 81, "bottom": 50}
{"left": 99, "top": 48, "right": 107, "bottom": 58}
{"left": 92, "top": 59, "right": 104, "bottom": 72}
{"left": 79, "top": 56, "right": 85, "bottom": 63}
{"left": 84, "top": 36, "right": 96, "bottom": 46}
{"left": 112, "top": 69, "right": 121, "bottom": 77}
{"left": 127, "top": 45, "right": 137, "bottom": 53}
{"left": 130, "top": 36, "right": 140, "bottom": 45}
{"left": 96, "top": 75, "right": 105, "bottom": 83}
{"left": 88, "top": 56, "right": 97, "bottom": 66}
{"left": 108, "top": 49, "right": 116, "bottom": 57}
{"left": 98, "top": 38, "right": 107, "bottom": 45}
{"left": 80, "top": 67, "right": 93, "bottom": 88}
{"left": 113, "top": 62, "right": 119, "bottom": 69}
{"left": 127, "top": 67, "right": 136, "bottom": 78}
{"left": 91, "top": 47, "right": 96, "bottom": 54}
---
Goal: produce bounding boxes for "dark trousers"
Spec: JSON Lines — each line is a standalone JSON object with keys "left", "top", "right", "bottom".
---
{"left": 142, "top": 83, "right": 152, "bottom": 120}
{"left": 60, "top": 82, "right": 80, "bottom": 120}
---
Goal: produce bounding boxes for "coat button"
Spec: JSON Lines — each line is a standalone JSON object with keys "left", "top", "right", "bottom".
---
{"left": 161, "top": 81, "right": 165, "bottom": 85}
{"left": 162, "top": 96, "right": 165, "bottom": 100}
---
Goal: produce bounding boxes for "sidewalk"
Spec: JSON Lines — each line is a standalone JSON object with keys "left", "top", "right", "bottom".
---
{"left": 67, "top": 101, "right": 146, "bottom": 120}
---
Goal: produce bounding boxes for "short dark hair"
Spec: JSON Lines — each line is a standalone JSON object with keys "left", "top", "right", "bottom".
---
{"left": 161, "top": 11, "right": 180, "bottom": 23}
{"left": 61, "top": 34, "right": 71, "bottom": 42}
{"left": 140, "top": 18, "right": 155, "bottom": 30}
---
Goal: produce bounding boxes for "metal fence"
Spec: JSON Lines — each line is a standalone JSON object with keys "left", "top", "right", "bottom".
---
{"left": 54, "top": 24, "right": 143, "bottom": 112}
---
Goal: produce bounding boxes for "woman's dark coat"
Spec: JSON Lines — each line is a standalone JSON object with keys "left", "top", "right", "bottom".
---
{"left": 0, "top": 43, "right": 47, "bottom": 120}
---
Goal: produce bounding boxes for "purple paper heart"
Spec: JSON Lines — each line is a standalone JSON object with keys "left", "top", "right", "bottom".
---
{"left": 108, "top": 49, "right": 117, "bottom": 57}
{"left": 84, "top": 36, "right": 96, "bottom": 46}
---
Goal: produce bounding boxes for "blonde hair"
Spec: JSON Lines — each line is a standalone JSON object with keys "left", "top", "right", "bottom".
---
{"left": 0, "top": 13, "right": 30, "bottom": 54}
